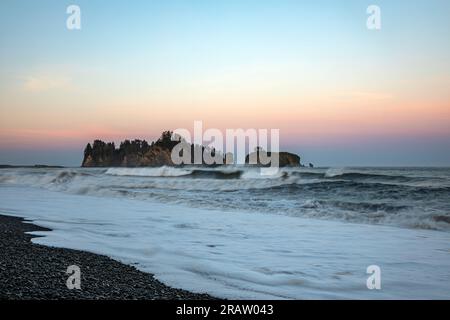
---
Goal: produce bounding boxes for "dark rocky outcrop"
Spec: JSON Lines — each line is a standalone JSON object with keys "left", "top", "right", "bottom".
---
{"left": 82, "top": 131, "right": 225, "bottom": 167}
{"left": 245, "top": 148, "right": 301, "bottom": 167}
{"left": 82, "top": 132, "right": 302, "bottom": 168}
{"left": 82, "top": 132, "right": 174, "bottom": 167}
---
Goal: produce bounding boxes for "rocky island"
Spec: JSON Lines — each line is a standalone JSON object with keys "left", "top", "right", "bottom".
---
{"left": 245, "top": 148, "right": 301, "bottom": 167}
{"left": 82, "top": 131, "right": 301, "bottom": 167}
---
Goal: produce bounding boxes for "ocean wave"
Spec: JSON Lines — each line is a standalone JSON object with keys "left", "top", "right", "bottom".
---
{"left": 103, "top": 166, "right": 433, "bottom": 186}
{"left": 34, "top": 166, "right": 448, "bottom": 188}
{"left": 297, "top": 168, "right": 436, "bottom": 183}
{"left": 324, "top": 200, "right": 410, "bottom": 213}
{"left": 105, "top": 166, "right": 192, "bottom": 177}
{"left": 105, "top": 167, "right": 289, "bottom": 180}
{"left": 1, "top": 167, "right": 450, "bottom": 231}
{"left": 2, "top": 167, "right": 450, "bottom": 192}
{"left": 105, "top": 166, "right": 245, "bottom": 179}
{"left": 190, "top": 169, "right": 242, "bottom": 179}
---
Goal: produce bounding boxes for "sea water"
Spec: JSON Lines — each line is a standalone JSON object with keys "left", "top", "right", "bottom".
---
{"left": 0, "top": 166, "right": 449, "bottom": 299}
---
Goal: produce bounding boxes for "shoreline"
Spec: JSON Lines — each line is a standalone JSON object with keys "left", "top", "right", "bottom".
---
{"left": 0, "top": 214, "right": 215, "bottom": 300}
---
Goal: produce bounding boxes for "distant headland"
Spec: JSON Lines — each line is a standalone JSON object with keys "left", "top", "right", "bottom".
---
{"left": 82, "top": 131, "right": 303, "bottom": 168}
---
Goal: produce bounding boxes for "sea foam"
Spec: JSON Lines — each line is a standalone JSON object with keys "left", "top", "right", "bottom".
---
{"left": 0, "top": 185, "right": 449, "bottom": 299}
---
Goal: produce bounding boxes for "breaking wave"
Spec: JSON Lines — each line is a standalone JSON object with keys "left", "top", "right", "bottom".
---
{"left": 106, "top": 167, "right": 192, "bottom": 177}
{"left": 1, "top": 166, "right": 450, "bottom": 231}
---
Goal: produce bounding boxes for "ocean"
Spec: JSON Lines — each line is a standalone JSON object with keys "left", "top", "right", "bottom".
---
{"left": 1, "top": 166, "right": 450, "bottom": 298}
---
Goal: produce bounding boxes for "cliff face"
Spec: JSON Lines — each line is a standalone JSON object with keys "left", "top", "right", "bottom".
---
{"left": 82, "top": 131, "right": 224, "bottom": 167}
{"left": 82, "top": 132, "right": 178, "bottom": 167}
{"left": 245, "top": 150, "right": 301, "bottom": 167}
{"left": 82, "top": 145, "right": 175, "bottom": 167}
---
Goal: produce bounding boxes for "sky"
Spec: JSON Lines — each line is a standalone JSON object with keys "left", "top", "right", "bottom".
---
{"left": 0, "top": 0, "right": 449, "bottom": 166}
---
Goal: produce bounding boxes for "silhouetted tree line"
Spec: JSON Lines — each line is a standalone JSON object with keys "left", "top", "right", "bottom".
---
{"left": 82, "top": 131, "right": 225, "bottom": 167}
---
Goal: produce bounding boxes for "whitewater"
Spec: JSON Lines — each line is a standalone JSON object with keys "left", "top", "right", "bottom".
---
{"left": 0, "top": 166, "right": 449, "bottom": 299}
